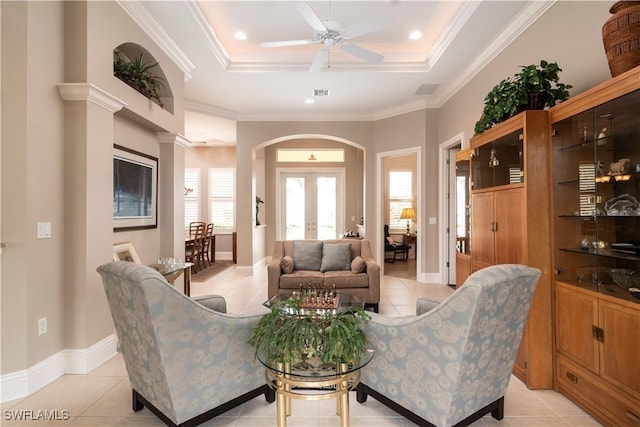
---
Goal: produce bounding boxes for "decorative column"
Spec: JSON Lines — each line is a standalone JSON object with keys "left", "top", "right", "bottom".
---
{"left": 57, "top": 83, "right": 126, "bottom": 370}
{"left": 157, "top": 133, "right": 191, "bottom": 287}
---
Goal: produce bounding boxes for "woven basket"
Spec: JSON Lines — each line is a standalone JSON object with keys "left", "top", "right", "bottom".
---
{"left": 602, "top": 1, "right": 640, "bottom": 77}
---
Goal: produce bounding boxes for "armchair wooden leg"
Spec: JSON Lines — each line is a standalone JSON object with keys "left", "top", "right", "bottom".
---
{"left": 491, "top": 396, "right": 504, "bottom": 420}
{"left": 356, "top": 383, "right": 368, "bottom": 403}
{"left": 264, "top": 386, "right": 276, "bottom": 403}
{"left": 132, "top": 389, "right": 144, "bottom": 412}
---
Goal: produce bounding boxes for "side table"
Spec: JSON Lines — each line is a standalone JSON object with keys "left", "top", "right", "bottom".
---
{"left": 403, "top": 233, "right": 417, "bottom": 259}
{"left": 149, "top": 262, "right": 194, "bottom": 296}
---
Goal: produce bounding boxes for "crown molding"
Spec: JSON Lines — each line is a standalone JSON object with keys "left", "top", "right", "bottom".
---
{"left": 57, "top": 83, "right": 127, "bottom": 113}
{"left": 433, "top": 0, "right": 557, "bottom": 108}
{"left": 185, "top": 0, "right": 230, "bottom": 70}
{"left": 184, "top": 99, "right": 239, "bottom": 120}
{"left": 426, "top": 1, "right": 480, "bottom": 70}
{"left": 116, "top": 0, "right": 195, "bottom": 81}
{"left": 157, "top": 133, "right": 192, "bottom": 148}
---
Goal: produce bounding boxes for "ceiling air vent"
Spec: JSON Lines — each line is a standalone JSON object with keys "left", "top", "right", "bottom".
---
{"left": 414, "top": 84, "right": 440, "bottom": 95}
{"left": 313, "top": 89, "right": 330, "bottom": 97}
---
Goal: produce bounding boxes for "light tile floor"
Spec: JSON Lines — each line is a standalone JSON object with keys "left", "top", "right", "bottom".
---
{"left": 1, "top": 264, "right": 602, "bottom": 426}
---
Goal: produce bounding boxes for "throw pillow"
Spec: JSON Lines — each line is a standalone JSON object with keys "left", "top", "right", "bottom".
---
{"left": 351, "top": 255, "right": 366, "bottom": 274}
{"left": 292, "top": 240, "right": 323, "bottom": 271}
{"left": 281, "top": 255, "right": 294, "bottom": 274}
{"left": 320, "top": 243, "right": 352, "bottom": 273}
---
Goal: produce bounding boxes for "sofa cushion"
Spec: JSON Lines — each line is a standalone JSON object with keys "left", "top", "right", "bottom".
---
{"left": 323, "top": 271, "right": 369, "bottom": 288}
{"left": 281, "top": 255, "right": 294, "bottom": 274}
{"left": 320, "top": 243, "right": 352, "bottom": 272}
{"left": 279, "top": 270, "right": 324, "bottom": 289}
{"left": 350, "top": 256, "right": 366, "bottom": 274}
{"left": 293, "top": 240, "right": 323, "bottom": 271}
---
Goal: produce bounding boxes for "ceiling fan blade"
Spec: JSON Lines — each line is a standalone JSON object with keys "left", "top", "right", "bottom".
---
{"left": 341, "top": 42, "right": 384, "bottom": 64}
{"left": 260, "top": 39, "right": 317, "bottom": 48}
{"left": 342, "top": 15, "right": 392, "bottom": 40}
{"left": 295, "top": 3, "right": 327, "bottom": 33}
{"left": 309, "top": 48, "right": 329, "bottom": 73}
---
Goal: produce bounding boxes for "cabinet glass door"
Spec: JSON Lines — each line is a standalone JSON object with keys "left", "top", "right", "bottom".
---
{"left": 552, "top": 89, "right": 640, "bottom": 302}
{"left": 472, "top": 129, "right": 524, "bottom": 190}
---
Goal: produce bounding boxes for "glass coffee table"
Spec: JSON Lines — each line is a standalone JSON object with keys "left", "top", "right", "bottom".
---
{"left": 257, "top": 348, "right": 374, "bottom": 427}
{"left": 258, "top": 292, "right": 373, "bottom": 427}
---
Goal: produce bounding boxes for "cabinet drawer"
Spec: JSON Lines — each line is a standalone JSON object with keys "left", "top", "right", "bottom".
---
{"left": 557, "top": 355, "right": 640, "bottom": 426}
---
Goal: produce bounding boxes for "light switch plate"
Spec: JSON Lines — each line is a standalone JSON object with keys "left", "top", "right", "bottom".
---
{"left": 37, "top": 222, "right": 51, "bottom": 239}
{"left": 429, "top": 217, "right": 437, "bottom": 225}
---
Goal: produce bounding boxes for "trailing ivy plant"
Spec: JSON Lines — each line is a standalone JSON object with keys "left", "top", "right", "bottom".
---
{"left": 474, "top": 60, "right": 572, "bottom": 135}
{"left": 248, "top": 298, "right": 370, "bottom": 365}
{"left": 113, "top": 49, "right": 165, "bottom": 109}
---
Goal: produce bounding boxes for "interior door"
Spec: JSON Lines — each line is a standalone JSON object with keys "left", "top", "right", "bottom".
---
{"left": 280, "top": 171, "right": 343, "bottom": 240}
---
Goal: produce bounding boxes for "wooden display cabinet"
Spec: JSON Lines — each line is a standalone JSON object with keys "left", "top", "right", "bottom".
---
{"left": 469, "top": 110, "right": 553, "bottom": 389}
{"left": 550, "top": 66, "right": 640, "bottom": 426}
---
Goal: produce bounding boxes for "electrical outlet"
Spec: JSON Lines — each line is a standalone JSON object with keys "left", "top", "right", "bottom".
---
{"left": 38, "top": 317, "right": 47, "bottom": 336}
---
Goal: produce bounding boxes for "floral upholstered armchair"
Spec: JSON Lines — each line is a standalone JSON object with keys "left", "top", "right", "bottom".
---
{"left": 357, "top": 264, "right": 541, "bottom": 427}
{"left": 96, "top": 261, "right": 274, "bottom": 427}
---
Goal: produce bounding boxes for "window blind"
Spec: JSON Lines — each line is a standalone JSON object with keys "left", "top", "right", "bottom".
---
{"left": 209, "top": 168, "right": 235, "bottom": 230}
{"left": 389, "top": 171, "right": 413, "bottom": 229}
{"left": 184, "top": 168, "right": 200, "bottom": 229}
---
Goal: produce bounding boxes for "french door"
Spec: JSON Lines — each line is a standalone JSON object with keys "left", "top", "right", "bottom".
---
{"left": 278, "top": 170, "right": 344, "bottom": 240}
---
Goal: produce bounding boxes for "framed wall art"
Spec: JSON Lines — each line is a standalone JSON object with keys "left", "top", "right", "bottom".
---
{"left": 113, "top": 145, "right": 158, "bottom": 231}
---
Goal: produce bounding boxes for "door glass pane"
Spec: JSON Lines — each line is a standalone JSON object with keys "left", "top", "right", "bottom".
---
{"left": 316, "top": 176, "right": 337, "bottom": 239}
{"left": 285, "top": 177, "right": 305, "bottom": 240}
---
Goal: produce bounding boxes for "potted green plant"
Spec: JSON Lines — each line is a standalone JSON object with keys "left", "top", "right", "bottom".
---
{"left": 113, "top": 49, "right": 165, "bottom": 109}
{"left": 474, "top": 60, "right": 572, "bottom": 135}
{"left": 248, "top": 295, "right": 370, "bottom": 365}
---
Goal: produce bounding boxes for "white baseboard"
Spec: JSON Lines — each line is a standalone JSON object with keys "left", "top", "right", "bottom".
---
{"left": 235, "top": 256, "right": 267, "bottom": 276}
{"left": 64, "top": 334, "right": 118, "bottom": 374}
{"left": 418, "top": 272, "right": 442, "bottom": 284}
{"left": 214, "top": 251, "right": 233, "bottom": 261}
{"left": 0, "top": 334, "right": 118, "bottom": 403}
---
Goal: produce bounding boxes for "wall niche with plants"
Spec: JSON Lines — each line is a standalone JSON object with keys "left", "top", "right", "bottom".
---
{"left": 113, "top": 42, "right": 174, "bottom": 114}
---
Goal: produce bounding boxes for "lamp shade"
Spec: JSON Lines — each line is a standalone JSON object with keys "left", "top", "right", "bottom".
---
{"left": 400, "top": 208, "right": 416, "bottom": 220}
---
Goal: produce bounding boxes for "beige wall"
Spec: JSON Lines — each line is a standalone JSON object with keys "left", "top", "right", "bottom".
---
{"left": 1, "top": 1, "right": 66, "bottom": 373}
{"left": 0, "top": 0, "right": 622, "bottom": 400}
{"left": 438, "top": 1, "right": 612, "bottom": 148}
{"left": 236, "top": 121, "right": 375, "bottom": 270}
{"left": 1, "top": 0, "right": 186, "bottom": 396}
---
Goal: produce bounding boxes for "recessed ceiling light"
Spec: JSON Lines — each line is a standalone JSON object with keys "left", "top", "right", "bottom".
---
{"left": 409, "top": 31, "right": 422, "bottom": 40}
{"left": 234, "top": 31, "right": 247, "bottom": 41}
{"left": 305, "top": 99, "right": 315, "bottom": 104}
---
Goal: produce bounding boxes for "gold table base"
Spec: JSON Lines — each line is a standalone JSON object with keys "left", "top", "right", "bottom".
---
{"left": 265, "top": 362, "right": 361, "bottom": 427}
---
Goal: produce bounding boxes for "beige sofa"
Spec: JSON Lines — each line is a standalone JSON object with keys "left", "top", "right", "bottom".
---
{"left": 267, "top": 239, "right": 380, "bottom": 312}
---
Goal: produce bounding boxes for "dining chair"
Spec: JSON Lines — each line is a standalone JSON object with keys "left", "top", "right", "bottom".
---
{"left": 186, "top": 222, "right": 205, "bottom": 273}
{"left": 189, "top": 221, "right": 206, "bottom": 238}
{"left": 202, "top": 223, "right": 214, "bottom": 267}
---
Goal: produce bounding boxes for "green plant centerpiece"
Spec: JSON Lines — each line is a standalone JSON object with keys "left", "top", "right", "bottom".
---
{"left": 113, "top": 49, "right": 165, "bottom": 109}
{"left": 474, "top": 60, "right": 572, "bottom": 135}
{"left": 249, "top": 289, "right": 370, "bottom": 367}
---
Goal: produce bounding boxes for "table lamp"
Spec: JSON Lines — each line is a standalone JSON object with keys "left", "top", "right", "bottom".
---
{"left": 400, "top": 208, "right": 416, "bottom": 235}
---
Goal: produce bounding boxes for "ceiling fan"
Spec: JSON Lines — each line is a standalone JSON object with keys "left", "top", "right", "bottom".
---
{"left": 260, "top": 3, "right": 391, "bottom": 72}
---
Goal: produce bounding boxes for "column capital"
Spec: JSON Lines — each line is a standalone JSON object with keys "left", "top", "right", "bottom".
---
{"left": 57, "top": 83, "right": 127, "bottom": 113}
{"left": 157, "top": 133, "right": 192, "bottom": 148}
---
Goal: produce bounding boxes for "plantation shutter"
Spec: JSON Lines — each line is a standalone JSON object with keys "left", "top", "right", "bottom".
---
{"left": 184, "top": 168, "right": 200, "bottom": 229}
{"left": 209, "top": 168, "right": 235, "bottom": 230}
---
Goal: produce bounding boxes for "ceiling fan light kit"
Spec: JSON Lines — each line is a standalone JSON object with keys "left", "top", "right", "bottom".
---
{"left": 259, "top": 3, "right": 390, "bottom": 72}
